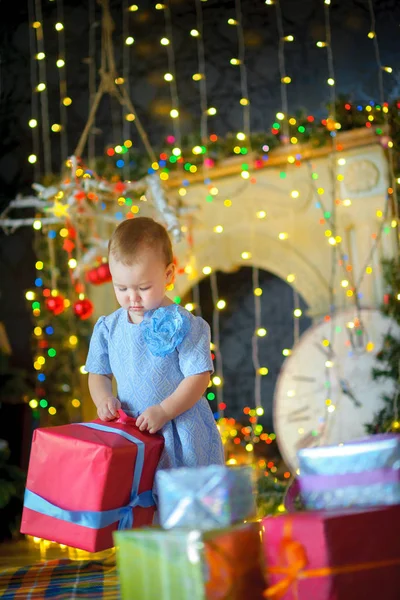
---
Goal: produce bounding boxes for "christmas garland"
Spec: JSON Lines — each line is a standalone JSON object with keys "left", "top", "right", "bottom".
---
{"left": 95, "top": 97, "right": 400, "bottom": 184}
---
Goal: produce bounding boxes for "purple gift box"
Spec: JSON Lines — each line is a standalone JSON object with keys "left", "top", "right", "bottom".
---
{"left": 297, "top": 433, "right": 400, "bottom": 510}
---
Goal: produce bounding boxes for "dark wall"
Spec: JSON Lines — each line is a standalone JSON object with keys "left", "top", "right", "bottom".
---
{"left": 1, "top": 0, "right": 399, "bottom": 192}
{"left": 0, "top": 229, "right": 35, "bottom": 369}
{"left": 195, "top": 267, "right": 312, "bottom": 430}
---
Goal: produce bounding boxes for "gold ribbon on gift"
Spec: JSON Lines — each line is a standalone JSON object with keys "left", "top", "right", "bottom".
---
{"left": 264, "top": 519, "right": 400, "bottom": 600}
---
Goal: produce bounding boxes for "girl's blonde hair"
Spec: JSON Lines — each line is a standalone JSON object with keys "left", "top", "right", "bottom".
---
{"left": 108, "top": 217, "right": 173, "bottom": 266}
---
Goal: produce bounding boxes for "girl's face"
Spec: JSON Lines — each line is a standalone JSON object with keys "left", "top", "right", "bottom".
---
{"left": 109, "top": 248, "right": 175, "bottom": 323}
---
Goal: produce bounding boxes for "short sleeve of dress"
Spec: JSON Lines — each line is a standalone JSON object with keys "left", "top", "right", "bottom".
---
{"left": 177, "top": 315, "right": 214, "bottom": 378}
{"left": 85, "top": 316, "right": 112, "bottom": 375}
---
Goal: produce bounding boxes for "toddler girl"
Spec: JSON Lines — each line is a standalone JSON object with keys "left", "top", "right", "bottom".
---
{"left": 85, "top": 216, "right": 225, "bottom": 478}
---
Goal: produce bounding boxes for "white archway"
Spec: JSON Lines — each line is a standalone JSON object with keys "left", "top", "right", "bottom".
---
{"left": 173, "top": 230, "right": 330, "bottom": 318}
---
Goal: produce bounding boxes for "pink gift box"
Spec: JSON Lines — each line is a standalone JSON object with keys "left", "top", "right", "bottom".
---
{"left": 20, "top": 411, "right": 164, "bottom": 552}
{"left": 262, "top": 505, "right": 400, "bottom": 600}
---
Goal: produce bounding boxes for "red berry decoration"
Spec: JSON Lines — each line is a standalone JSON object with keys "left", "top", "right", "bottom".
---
{"left": 45, "top": 294, "right": 65, "bottom": 315}
{"left": 73, "top": 298, "right": 94, "bottom": 320}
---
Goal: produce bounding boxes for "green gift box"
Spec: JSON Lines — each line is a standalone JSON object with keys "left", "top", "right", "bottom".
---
{"left": 114, "top": 522, "right": 266, "bottom": 600}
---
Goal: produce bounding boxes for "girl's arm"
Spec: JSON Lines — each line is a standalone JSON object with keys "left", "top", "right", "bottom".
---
{"left": 88, "top": 372, "right": 121, "bottom": 420}
{"left": 136, "top": 371, "right": 210, "bottom": 433}
{"left": 160, "top": 371, "right": 210, "bottom": 419}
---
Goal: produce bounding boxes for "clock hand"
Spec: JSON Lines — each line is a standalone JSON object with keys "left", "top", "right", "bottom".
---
{"left": 339, "top": 378, "right": 362, "bottom": 408}
{"left": 295, "top": 423, "right": 326, "bottom": 451}
{"left": 295, "top": 429, "right": 322, "bottom": 451}
{"left": 314, "top": 342, "right": 336, "bottom": 359}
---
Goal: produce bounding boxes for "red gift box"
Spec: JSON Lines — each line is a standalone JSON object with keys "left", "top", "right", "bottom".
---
{"left": 20, "top": 410, "right": 164, "bottom": 552}
{"left": 262, "top": 505, "right": 400, "bottom": 600}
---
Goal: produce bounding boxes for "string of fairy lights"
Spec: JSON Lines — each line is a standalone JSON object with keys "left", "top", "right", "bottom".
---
{"left": 28, "top": 0, "right": 40, "bottom": 181}
{"left": 231, "top": 0, "right": 265, "bottom": 438}
{"left": 190, "top": 0, "right": 225, "bottom": 421}
{"left": 273, "top": 0, "right": 303, "bottom": 354}
{"left": 121, "top": 0, "right": 131, "bottom": 179}
{"left": 24, "top": 0, "right": 98, "bottom": 422}
{"left": 366, "top": 0, "right": 399, "bottom": 425}
{"left": 88, "top": 0, "right": 97, "bottom": 165}
{"left": 318, "top": 0, "right": 339, "bottom": 440}
{"left": 161, "top": 3, "right": 182, "bottom": 154}
{"left": 32, "top": 0, "right": 51, "bottom": 174}
{"left": 55, "top": 0, "right": 68, "bottom": 162}
{"left": 4, "top": 0, "right": 398, "bottom": 466}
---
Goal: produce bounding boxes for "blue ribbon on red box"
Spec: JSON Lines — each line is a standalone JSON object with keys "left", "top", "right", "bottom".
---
{"left": 23, "top": 422, "right": 155, "bottom": 530}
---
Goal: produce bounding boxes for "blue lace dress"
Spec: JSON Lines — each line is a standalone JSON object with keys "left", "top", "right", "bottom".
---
{"left": 85, "top": 304, "right": 225, "bottom": 489}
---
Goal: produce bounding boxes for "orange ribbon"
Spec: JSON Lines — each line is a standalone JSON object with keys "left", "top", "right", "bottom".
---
{"left": 264, "top": 519, "right": 400, "bottom": 600}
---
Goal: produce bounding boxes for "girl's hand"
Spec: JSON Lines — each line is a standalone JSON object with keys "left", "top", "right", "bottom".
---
{"left": 136, "top": 405, "right": 169, "bottom": 434}
{"left": 96, "top": 396, "right": 121, "bottom": 421}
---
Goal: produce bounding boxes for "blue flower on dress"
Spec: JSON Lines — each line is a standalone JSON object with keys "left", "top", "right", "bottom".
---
{"left": 140, "top": 305, "right": 190, "bottom": 357}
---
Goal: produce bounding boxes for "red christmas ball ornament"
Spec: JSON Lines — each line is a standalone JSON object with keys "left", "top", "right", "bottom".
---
{"left": 45, "top": 294, "right": 65, "bottom": 315}
{"left": 97, "top": 263, "right": 112, "bottom": 283}
{"left": 86, "top": 268, "right": 101, "bottom": 285}
{"left": 383, "top": 293, "right": 390, "bottom": 305}
{"left": 86, "top": 262, "right": 112, "bottom": 285}
{"left": 73, "top": 298, "right": 94, "bottom": 320}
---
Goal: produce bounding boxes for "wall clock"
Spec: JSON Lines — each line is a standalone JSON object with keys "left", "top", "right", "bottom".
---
{"left": 273, "top": 308, "right": 398, "bottom": 471}
{"left": 343, "top": 159, "right": 379, "bottom": 195}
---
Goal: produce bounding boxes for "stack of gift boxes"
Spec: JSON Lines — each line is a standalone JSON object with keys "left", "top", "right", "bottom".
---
{"left": 114, "top": 464, "right": 266, "bottom": 599}
{"left": 263, "top": 433, "right": 400, "bottom": 600}
{"left": 20, "top": 411, "right": 400, "bottom": 599}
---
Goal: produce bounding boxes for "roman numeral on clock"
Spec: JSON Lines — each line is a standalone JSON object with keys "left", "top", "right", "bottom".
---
{"left": 287, "top": 405, "right": 310, "bottom": 423}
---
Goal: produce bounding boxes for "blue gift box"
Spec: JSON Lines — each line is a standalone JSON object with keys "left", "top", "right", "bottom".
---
{"left": 297, "top": 433, "right": 400, "bottom": 510}
{"left": 155, "top": 465, "right": 256, "bottom": 530}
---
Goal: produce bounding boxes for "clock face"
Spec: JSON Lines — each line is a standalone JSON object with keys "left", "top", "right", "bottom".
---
{"left": 273, "top": 308, "right": 399, "bottom": 471}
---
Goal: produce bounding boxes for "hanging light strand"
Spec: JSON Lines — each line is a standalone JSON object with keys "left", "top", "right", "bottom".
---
{"left": 122, "top": 0, "right": 132, "bottom": 179}
{"left": 307, "top": 162, "right": 357, "bottom": 295}
{"left": 187, "top": 217, "right": 202, "bottom": 319}
{"left": 194, "top": 0, "right": 210, "bottom": 187}
{"left": 56, "top": 0, "right": 68, "bottom": 160}
{"left": 235, "top": 0, "right": 251, "bottom": 145}
{"left": 163, "top": 3, "right": 182, "bottom": 151}
{"left": 34, "top": 0, "right": 52, "bottom": 174}
{"left": 210, "top": 272, "right": 224, "bottom": 419}
{"left": 234, "top": 1, "right": 263, "bottom": 418}
{"left": 28, "top": 0, "right": 40, "bottom": 179}
{"left": 324, "top": 0, "right": 336, "bottom": 121}
{"left": 321, "top": 0, "right": 339, "bottom": 428}
{"left": 194, "top": 0, "right": 208, "bottom": 147}
{"left": 367, "top": 0, "right": 398, "bottom": 227}
{"left": 293, "top": 288, "right": 300, "bottom": 345}
{"left": 274, "top": 0, "right": 304, "bottom": 373}
{"left": 251, "top": 268, "right": 262, "bottom": 411}
{"left": 88, "top": 0, "right": 97, "bottom": 165}
{"left": 274, "top": 0, "right": 289, "bottom": 139}
{"left": 323, "top": 0, "right": 339, "bottom": 353}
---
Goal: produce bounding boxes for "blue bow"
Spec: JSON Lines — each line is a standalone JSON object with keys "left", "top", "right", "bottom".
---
{"left": 23, "top": 422, "right": 155, "bottom": 531}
